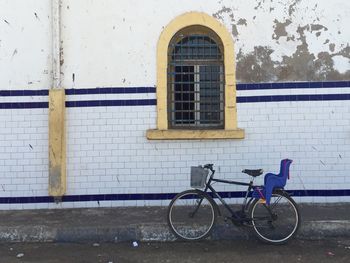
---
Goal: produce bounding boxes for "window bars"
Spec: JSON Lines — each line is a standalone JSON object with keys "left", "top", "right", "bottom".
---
{"left": 168, "top": 34, "right": 224, "bottom": 129}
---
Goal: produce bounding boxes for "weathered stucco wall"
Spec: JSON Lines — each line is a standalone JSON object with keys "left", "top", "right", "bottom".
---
{"left": 1, "top": 0, "right": 348, "bottom": 89}
{"left": 57, "top": 0, "right": 349, "bottom": 89}
{"left": 0, "top": 0, "right": 52, "bottom": 90}
{"left": 214, "top": 0, "right": 350, "bottom": 82}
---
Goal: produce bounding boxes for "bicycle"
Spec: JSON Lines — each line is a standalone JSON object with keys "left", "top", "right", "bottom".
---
{"left": 167, "top": 159, "right": 300, "bottom": 244}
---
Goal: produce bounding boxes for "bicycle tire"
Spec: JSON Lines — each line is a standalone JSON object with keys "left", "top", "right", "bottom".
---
{"left": 249, "top": 190, "right": 300, "bottom": 244}
{"left": 167, "top": 189, "right": 218, "bottom": 241}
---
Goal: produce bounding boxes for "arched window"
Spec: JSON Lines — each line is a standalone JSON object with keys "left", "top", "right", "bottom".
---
{"left": 147, "top": 12, "right": 244, "bottom": 139}
{"left": 168, "top": 27, "right": 224, "bottom": 129}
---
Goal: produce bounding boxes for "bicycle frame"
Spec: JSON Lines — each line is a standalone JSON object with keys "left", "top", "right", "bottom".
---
{"left": 202, "top": 169, "right": 258, "bottom": 223}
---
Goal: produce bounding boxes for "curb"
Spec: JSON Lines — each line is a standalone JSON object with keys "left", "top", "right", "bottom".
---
{"left": 1, "top": 220, "right": 349, "bottom": 243}
{"left": 299, "top": 220, "right": 350, "bottom": 239}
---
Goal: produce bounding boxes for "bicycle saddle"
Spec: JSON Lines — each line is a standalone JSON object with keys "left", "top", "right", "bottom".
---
{"left": 242, "top": 169, "right": 263, "bottom": 177}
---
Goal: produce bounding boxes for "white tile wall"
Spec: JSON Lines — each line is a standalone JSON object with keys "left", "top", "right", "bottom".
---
{"left": 0, "top": 108, "right": 48, "bottom": 200}
{"left": 1, "top": 89, "right": 350, "bottom": 209}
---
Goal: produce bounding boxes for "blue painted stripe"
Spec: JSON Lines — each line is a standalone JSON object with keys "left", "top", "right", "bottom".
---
{"left": 65, "top": 87, "right": 156, "bottom": 95}
{"left": 2, "top": 93, "right": 350, "bottom": 109}
{"left": 66, "top": 99, "right": 157, "bottom": 108}
{"left": 0, "top": 102, "right": 48, "bottom": 109}
{"left": 0, "top": 89, "right": 49, "bottom": 97}
{"left": 237, "top": 94, "right": 350, "bottom": 103}
{"left": 1, "top": 80, "right": 350, "bottom": 109}
{"left": 0, "top": 87, "right": 156, "bottom": 96}
{"left": 236, "top": 80, "right": 350, "bottom": 90}
{"left": 0, "top": 189, "right": 349, "bottom": 204}
{"left": 0, "top": 100, "right": 157, "bottom": 109}
{"left": 1, "top": 81, "right": 349, "bottom": 98}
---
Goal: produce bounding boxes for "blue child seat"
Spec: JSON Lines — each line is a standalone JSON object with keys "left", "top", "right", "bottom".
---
{"left": 252, "top": 159, "right": 293, "bottom": 205}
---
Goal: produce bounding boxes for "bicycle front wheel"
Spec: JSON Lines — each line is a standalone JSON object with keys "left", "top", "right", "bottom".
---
{"left": 250, "top": 191, "right": 300, "bottom": 244}
{"left": 167, "top": 190, "right": 217, "bottom": 241}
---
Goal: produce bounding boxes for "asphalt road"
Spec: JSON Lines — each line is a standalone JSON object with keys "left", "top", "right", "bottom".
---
{"left": 0, "top": 238, "right": 349, "bottom": 263}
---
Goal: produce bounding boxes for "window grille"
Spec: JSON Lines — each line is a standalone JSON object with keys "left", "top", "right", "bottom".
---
{"left": 168, "top": 31, "right": 224, "bottom": 129}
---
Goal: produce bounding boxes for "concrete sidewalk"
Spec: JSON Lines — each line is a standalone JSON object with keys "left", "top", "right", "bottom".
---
{"left": 0, "top": 203, "right": 349, "bottom": 242}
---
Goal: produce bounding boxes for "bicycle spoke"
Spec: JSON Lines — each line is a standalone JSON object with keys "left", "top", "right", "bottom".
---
{"left": 270, "top": 196, "right": 283, "bottom": 210}
{"left": 168, "top": 190, "right": 216, "bottom": 240}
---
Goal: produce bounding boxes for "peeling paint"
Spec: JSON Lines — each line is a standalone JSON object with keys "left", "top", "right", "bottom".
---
{"left": 236, "top": 46, "right": 277, "bottom": 82}
{"left": 213, "top": 6, "right": 249, "bottom": 42}
{"left": 278, "top": 40, "right": 317, "bottom": 81}
{"left": 336, "top": 45, "right": 350, "bottom": 59}
{"left": 237, "top": 18, "right": 247, "bottom": 26}
{"left": 211, "top": 0, "right": 350, "bottom": 82}
{"left": 236, "top": 43, "right": 350, "bottom": 82}
{"left": 254, "top": 0, "right": 264, "bottom": 11}
{"left": 310, "top": 24, "right": 328, "bottom": 32}
{"left": 272, "top": 19, "right": 292, "bottom": 40}
{"left": 286, "top": 35, "right": 296, "bottom": 42}
{"left": 236, "top": 18, "right": 350, "bottom": 83}
{"left": 212, "top": 6, "right": 232, "bottom": 20}
{"left": 288, "top": 0, "right": 301, "bottom": 16}
{"left": 231, "top": 24, "right": 238, "bottom": 37}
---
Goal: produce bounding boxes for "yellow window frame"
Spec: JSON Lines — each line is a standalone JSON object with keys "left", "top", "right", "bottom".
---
{"left": 146, "top": 12, "right": 244, "bottom": 140}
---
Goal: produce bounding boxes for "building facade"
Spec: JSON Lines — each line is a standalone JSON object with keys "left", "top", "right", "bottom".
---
{"left": 0, "top": 0, "right": 349, "bottom": 209}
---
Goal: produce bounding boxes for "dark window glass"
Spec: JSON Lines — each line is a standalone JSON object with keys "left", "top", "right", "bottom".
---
{"left": 168, "top": 33, "right": 224, "bottom": 129}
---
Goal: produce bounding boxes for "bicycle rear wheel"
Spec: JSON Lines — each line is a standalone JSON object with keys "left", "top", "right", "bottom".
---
{"left": 167, "top": 190, "right": 217, "bottom": 241}
{"left": 249, "top": 191, "right": 300, "bottom": 244}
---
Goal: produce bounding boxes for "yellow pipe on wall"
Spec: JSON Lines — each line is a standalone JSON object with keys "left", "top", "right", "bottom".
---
{"left": 49, "top": 0, "right": 66, "bottom": 198}
{"left": 48, "top": 89, "right": 66, "bottom": 197}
